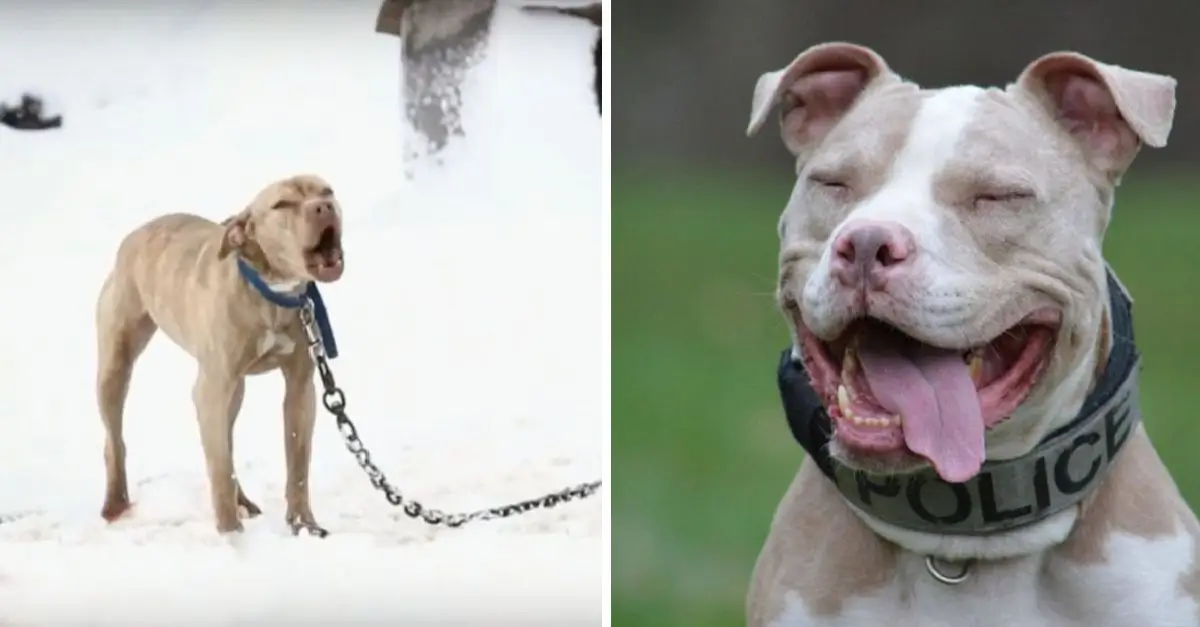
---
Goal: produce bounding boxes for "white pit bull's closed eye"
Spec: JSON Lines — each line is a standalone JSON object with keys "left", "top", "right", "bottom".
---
{"left": 744, "top": 42, "right": 1195, "bottom": 627}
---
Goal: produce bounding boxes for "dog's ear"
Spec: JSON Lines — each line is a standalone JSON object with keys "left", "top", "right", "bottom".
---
{"left": 1015, "top": 52, "right": 1176, "bottom": 181}
{"left": 746, "top": 42, "right": 894, "bottom": 158}
{"left": 217, "top": 208, "right": 253, "bottom": 260}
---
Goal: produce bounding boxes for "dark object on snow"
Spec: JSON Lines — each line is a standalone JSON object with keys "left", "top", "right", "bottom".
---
{"left": 0, "top": 94, "right": 62, "bottom": 131}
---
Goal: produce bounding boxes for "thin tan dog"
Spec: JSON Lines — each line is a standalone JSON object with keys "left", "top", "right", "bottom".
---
{"left": 95, "top": 174, "right": 346, "bottom": 536}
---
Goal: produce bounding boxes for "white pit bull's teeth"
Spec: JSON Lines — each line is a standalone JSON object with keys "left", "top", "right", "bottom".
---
{"left": 968, "top": 353, "right": 983, "bottom": 384}
{"left": 850, "top": 415, "right": 886, "bottom": 428}
{"left": 837, "top": 384, "right": 852, "bottom": 417}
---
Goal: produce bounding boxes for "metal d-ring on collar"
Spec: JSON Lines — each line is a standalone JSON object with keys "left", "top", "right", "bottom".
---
{"left": 925, "top": 555, "right": 973, "bottom": 585}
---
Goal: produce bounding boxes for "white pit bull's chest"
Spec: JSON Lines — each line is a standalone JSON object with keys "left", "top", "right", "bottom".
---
{"left": 255, "top": 298, "right": 301, "bottom": 359}
{"left": 244, "top": 318, "right": 302, "bottom": 374}
{"left": 770, "top": 531, "right": 1199, "bottom": 627}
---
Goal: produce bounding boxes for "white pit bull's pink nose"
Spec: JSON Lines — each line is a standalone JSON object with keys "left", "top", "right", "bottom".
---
{"left": 831, "top": 220, "right": 916, "bottom": 289}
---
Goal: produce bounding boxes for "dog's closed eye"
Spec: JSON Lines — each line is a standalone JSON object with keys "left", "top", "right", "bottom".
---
{"left": 974, "top": 189, "right": 1036, "bottom": 208}
{"left": 809, "top": 175, "right": 848, "bottom": 190}
{"left": 807, "top": 171, "right": 853, "bottom": 200}
{"left": 271, "top": 199, "right": 298, "bottom": 210}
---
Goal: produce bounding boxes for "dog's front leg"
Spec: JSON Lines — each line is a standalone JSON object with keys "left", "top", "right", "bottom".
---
{"left": 281, "top": 354, "right": 327, "bottom": 537}
{"left": 193, "top": 369, "right": 246, "bottom": 534}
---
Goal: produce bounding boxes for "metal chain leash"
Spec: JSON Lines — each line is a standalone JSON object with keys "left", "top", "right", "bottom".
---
{"left": 299, "top": 302, "right": 603, "bottom": 528}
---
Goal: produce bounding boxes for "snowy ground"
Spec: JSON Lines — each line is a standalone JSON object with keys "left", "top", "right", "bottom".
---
{"left": 0, "top": 2, "right": 604, "bottom": 624}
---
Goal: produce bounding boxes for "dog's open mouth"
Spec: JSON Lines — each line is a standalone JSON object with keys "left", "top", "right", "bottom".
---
{"left": 793, "top": 309, "right": 1060, "bottom": 483}
{"left": 305, "top": 225, "right": 344, "bottom": 282}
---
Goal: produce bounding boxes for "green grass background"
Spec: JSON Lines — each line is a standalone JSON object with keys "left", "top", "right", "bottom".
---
{"left": 612, "top": 166, "right": 1200, "bottom": 626}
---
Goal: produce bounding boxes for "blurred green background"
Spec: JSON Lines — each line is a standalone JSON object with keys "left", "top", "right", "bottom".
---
{"left": 612, "top": 167, "right": 1200, "bottom": 626}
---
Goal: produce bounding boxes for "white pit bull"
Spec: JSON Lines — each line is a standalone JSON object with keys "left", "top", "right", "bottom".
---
{"left": 745, "top": 42, "right": 1197, "bottom": 626}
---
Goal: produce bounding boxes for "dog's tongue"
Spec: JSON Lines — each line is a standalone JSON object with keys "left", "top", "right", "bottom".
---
{"left": 857, "top": 337, "right": 984, "bottom": 483}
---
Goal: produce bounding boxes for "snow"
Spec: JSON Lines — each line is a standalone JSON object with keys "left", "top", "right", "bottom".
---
{"left": 0, "top": 2, "right": 604, "bottom": 624}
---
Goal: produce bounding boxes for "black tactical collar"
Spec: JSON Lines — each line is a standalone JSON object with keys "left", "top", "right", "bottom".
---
{"left": 777, "top": 268, "right": 1141, "bottom": 536}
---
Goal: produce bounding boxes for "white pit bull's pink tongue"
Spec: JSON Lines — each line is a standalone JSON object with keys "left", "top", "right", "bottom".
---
{"left": 857, "top": 339, "right": 985, "bottom": 483}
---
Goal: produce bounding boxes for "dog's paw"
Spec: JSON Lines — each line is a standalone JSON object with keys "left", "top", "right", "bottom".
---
{"left": 215, "top": 519, "right": 245, "bottom": 535}
{"left": 286, "top": 512, "right": 329, "bottom": 538}
{"left": 237, "top": 501, "right": 262, "bottom": 519}
{"left": 100, "top": 499, "right": 133, "bottom": 523}
{"left": 289, "top": 522, "right": 329, "bottom": 538}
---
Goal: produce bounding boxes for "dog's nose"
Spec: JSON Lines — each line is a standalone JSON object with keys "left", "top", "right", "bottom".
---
{"left": 307, "top": 201, "right": 336, "bottom": 224}
{"left": 831, "top": 220, "right": 916, "bottom": 288}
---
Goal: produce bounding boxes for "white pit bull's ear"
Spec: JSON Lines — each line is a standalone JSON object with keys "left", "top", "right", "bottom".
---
{"left": 1016, "top": 52, "right": 1176, "bottom": 179}
{"left": 217, "top": 208, "right": 253, "bottom": 260}
{"left": 746, "top": 42, "right": 892, "bottom": 157}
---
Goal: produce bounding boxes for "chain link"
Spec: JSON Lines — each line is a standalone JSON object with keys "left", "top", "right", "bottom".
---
{"left": 299, "top": 302, "right": 603, "bottom": 528}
